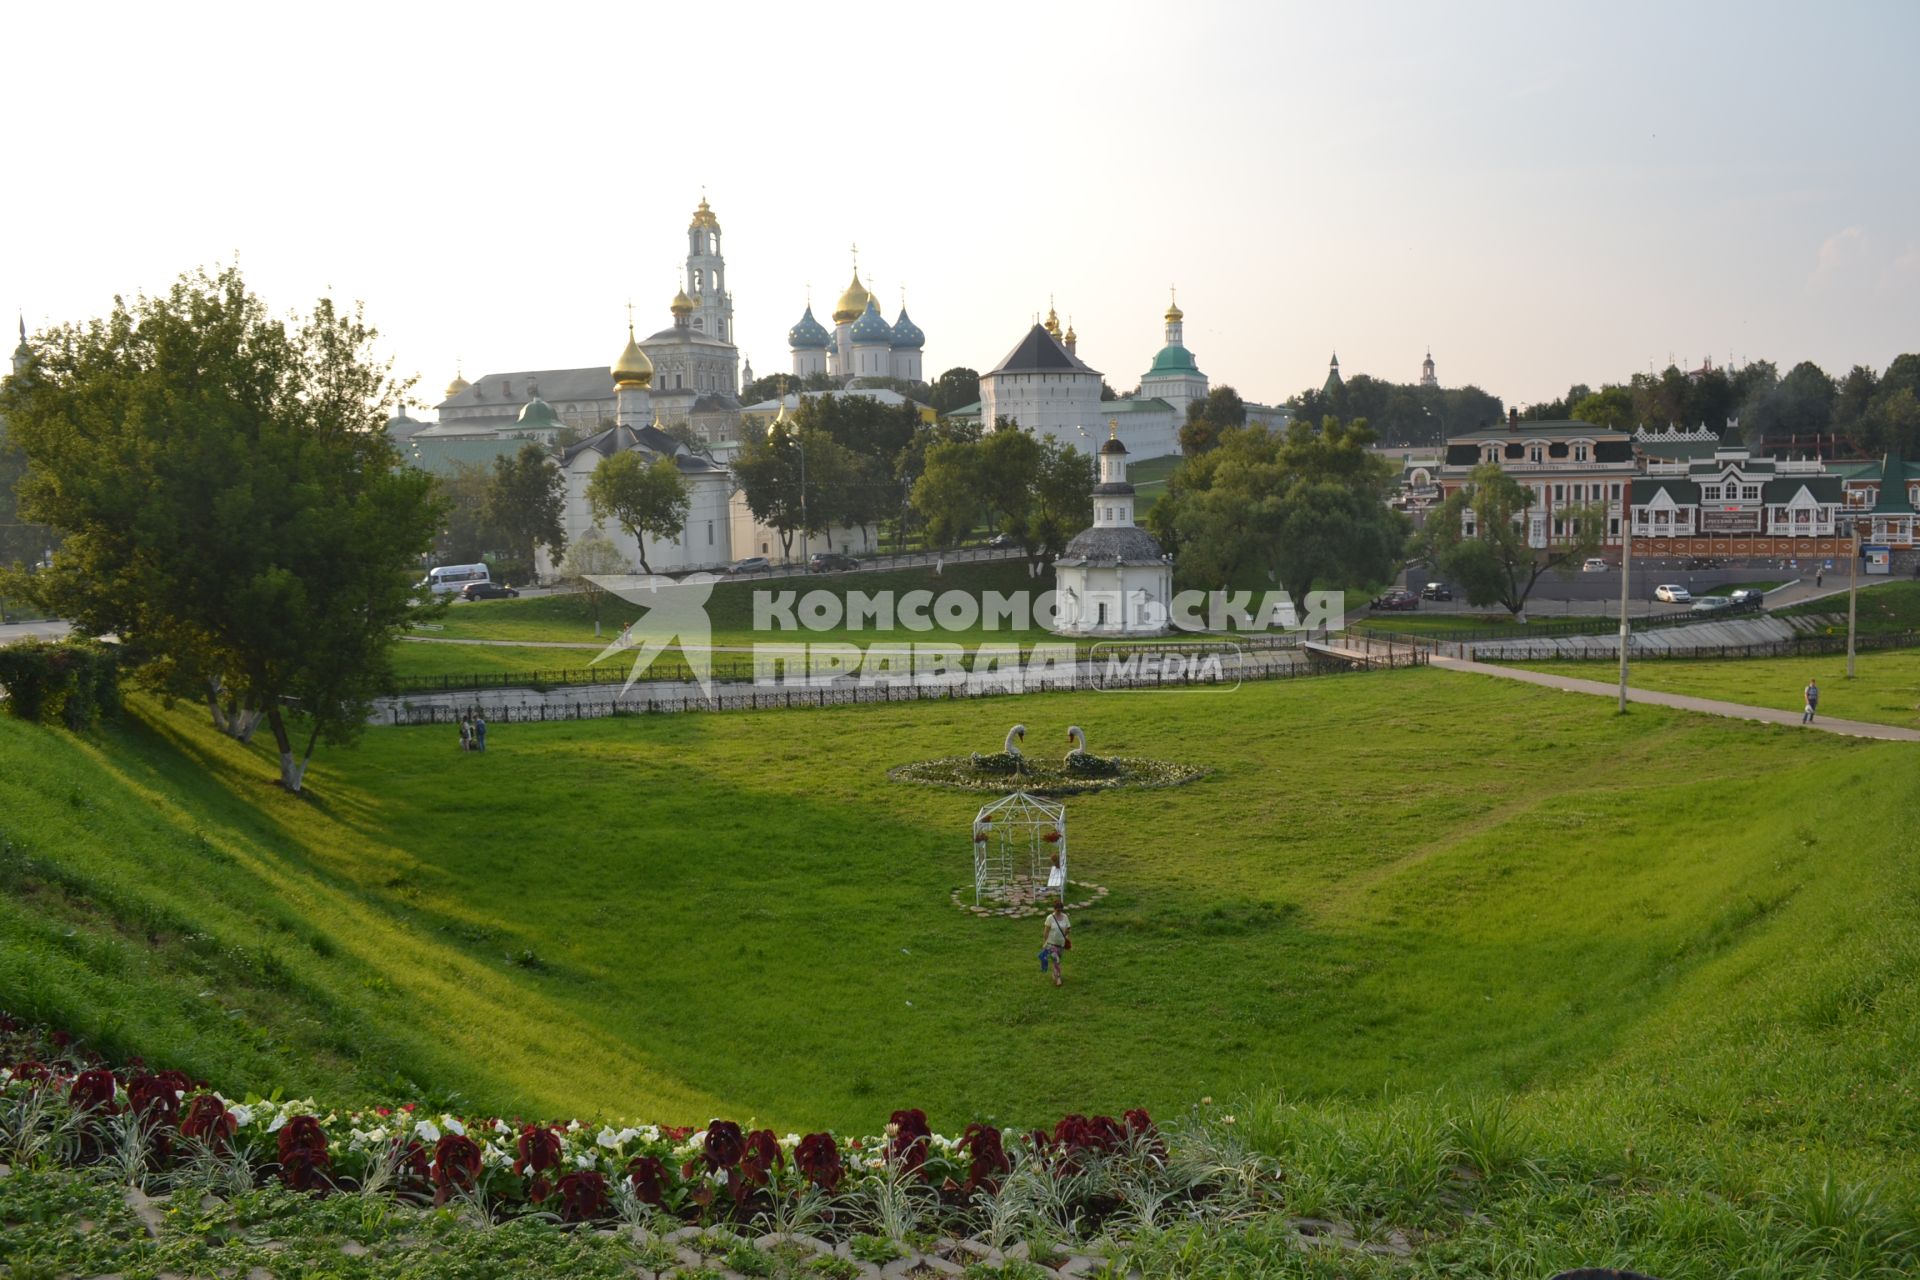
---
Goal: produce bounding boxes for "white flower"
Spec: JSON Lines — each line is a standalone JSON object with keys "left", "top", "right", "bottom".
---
{"left": 229, "top": 1103, "right": 254, "bottom": 1127}
{"left": 1221, "top": 1115, "right": 1236, "bottom": 1126}
{"left": 443, "top": 1116, "right": 466, "bottom": 1137}
{"left": 493, "top": 1118, "right": 511, "bottom": 1135}
{"left": 617, "top": 1127, "right": 640, "bottom": 1146}
{"left": 565, "top": 1119, "right": 582, "bottom": 1133}
{"left": 267, "top": 1112, "right": 288, "bottom": 1134}
{"left": 575, "top": 1152, "right": 596, "bottom": 1169}
{"left": 597, "top": 1127, "right": 621, "bottom": 1150}
{"left": 415, "top": 1119, "right": 441, "bottom": 1144}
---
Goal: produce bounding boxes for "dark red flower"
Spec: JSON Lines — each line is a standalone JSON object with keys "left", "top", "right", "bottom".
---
{"left": 660, "top": 1124, "right": 695, "bottom": 1143}
{"left": 277, "top": 1114, "right": 331, "bottom": 1191}
{"left": 556, "top": 1170, "right": 609, "bottom": 1222}
{"left": 794, "top": 1132, "right": 843, "bottom": 1192}
{"left": 741, "top": 1128, "right": 783, "bottom": 1188}
{"left": 514, "top": 1123, "right": 563, "bottom": 1174}
{"left": 528, "top": 1174, "right": 552, "bottom": 1204}
{"left": 68, "top": 1068, "right": 118, "bottom": 1114}
{"left": 432, "top": 1133, "right": 483, "bottom": 1201}
{"left": 626, "top": 1154, "right": 668, "bottom": 1205}
{"left": 180, "top": 1095, "right": 235, "bottom": 1147}
{"left": 1124, "top": 1107, "right": 1166, "bottom": 1159}
{"left": 8, "top": 1061, "right": 51, "bottom": 1084}
{"left": 887, "top": 1108, "right": 931, "bottom": 1175}
{"left": 957, "top": 1123, "right": 1010, "bottom": 1193}
{"left": 703, "top": 1120, "right": 745, "bottom": 1170}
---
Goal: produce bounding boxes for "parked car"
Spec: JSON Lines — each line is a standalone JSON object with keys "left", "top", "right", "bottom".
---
{"left": 1728, "top": 587, "right": 1766, "bottom": 612}
{"left": 1369, "top": 588, "right": 1419, "bottom": 611}
{"left": 458, "top": 581, "right": 519, "bottom": 601}
{"left": 1419, "top": 581, "right": 1454, "bottom": 601}
{"left": 807, "top": 552, "right": 860, "bottom": 573}
{"left": 1581, "top": 557, "right": 1611, "bottom": 573}
{"left": 1654, "top": 584, "right": 1692, "bottom": 603}
{"left": 725, "top": 556, "right": 771, "bottom": 575}
{"left": 986, "top": 533, "right": 1014, "bottom": 548}
{"left": 1689, "top": 595, "right": 1735, "bottom": 616}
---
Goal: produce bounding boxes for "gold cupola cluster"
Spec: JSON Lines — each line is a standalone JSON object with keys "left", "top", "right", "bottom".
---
{"left": 611, "top": 325, "right": 654, "bottom": 389}
{"left": 690, "top": 197, "right": 720, "bottom": 232}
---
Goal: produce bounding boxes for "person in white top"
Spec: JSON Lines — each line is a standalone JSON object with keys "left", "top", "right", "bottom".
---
{"left": 1040, "top": 901, "right": 1071, "bottom": 987}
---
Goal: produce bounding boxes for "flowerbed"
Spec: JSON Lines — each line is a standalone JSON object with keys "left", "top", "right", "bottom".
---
{"left": 0, "top": 1015, "right": 1282, "bottom": 1264}
{"left": 888, "top": 756, "right": 1208, "bottom": 794}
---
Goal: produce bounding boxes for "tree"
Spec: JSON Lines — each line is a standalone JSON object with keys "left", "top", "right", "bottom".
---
{"left": 911, "top": 437, "right": 985, "bottom": 549}
{"left": 1027, "top": 440, "right": 1094, "bottom": 562}
{"left": 1150, "top": 417, "right": 1408, "bottom": 609}
{"left": 485, "top": 442, "right": 566, "bottom": 582}
{"left": 431, "top": 460, "right": 499, "bottom": 566}
{"left": 929, "top": 367, "right": 980, "bottom": 416}
{"left": 732, "top": 425, "right": 807, "bottom": 559}
{"left": 559, "top": 527, "right": 627, "bottom": 636}
{"left": 0, "top": 265, "right": 440, "bottom": 791}
{"left": 1833, "top": 364, "right": 1879, "bottom": 433}
{"left": 585, "top": 450, "right": 689, "bottom": 574}
{"left": 1421, "top": 463, "right": 1605, "bottom": 620}
{"left": 1571, "top": 386, "right": 1635, "bottom": 429}
{"left": 1180, "top": 385, "right": 1249, "bottom": 456}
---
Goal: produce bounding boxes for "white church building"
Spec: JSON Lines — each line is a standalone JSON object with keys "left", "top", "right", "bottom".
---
{"left": 1052, "top": 424, "right": 1173, "bottom": 635}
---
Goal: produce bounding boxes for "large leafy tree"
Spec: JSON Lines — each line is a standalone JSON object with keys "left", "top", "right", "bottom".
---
{"left": 485, "top": 441, "right": 566, "bottom": 581}
{"left": 1180, "top": 384, "right": 1248, "bottom": 456}
{"left": 1151, "top": 417, "right": 1407, "bottom": 609}
{"left": 910, "top": 436, "right": 985, "bottom": 549}
{"left": 929, "top": 366, "right": 980, "bottom": 416}
{"left": 585, "top": 450, "right": 689, "bottom": 574}
{"left": 1572, "top": 386, "right": 1635, "bottom": 429}
{"left": 732, "top": 423, "right": 806, "bottom": 560}
{"left": 0, "top": 265, "right": 439, "bottom": 791}
{"left": 1421, "top": 462, "right": 1605, "bottom": 620}
{"left": 432, "top": 459, "right": 499, "bottom": 565}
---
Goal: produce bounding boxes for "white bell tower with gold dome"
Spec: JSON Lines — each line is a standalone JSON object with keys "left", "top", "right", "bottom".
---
{"left": 685, "top": 198, "right": 731, "bottom": 345}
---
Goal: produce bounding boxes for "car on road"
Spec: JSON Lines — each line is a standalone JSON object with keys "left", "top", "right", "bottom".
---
{"left": 1369, "top": 588, "right": 1419, "bottom": 611}
{"left": 1654, "top": 584, "right": 1692, "bottom": 603}
{"left": 986, "top": 533, "right": 1014, "bottom": 548}
{"left": 725, "top": 556, "right": 771, "bottom": 575}
{"left": 1689, "top": 595, "right": 1735, "bottom": 616}
{"left": 1419, "top": 581, "right": 1454, "bottom": 601}
{"left": 807, "top": 552, "right": 860, "bottom": 573}
{"left": 1728, "top": 587, "right": 1766, "bottom": 612}
{"left": 458, "top": 581, "right": 520, "bottom": 601}
{"left": 1581, "top": 557, "right": 1611, "bottom": 573}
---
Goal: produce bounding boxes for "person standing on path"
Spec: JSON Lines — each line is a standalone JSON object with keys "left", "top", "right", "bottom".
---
{"left": 1803, "top": 678, "right": 1820, "bottom": 724}
{"left": 475, "top": 713, "right": 488, "bottom": 751}
{"left": 459, "top": 714, "right": 471, "bottom": 751}
{"left": 1040, "top": 900, "right": 1071, "bottom": 987}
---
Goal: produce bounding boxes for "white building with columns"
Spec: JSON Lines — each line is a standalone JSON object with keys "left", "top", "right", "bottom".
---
{"left": 1052, "top": 424, "right": 1173, "bottom": 635}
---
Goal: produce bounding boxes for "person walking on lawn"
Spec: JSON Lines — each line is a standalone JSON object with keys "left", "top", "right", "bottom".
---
{"left": 1803, "top": 677, "right": 1820, "bottom": 724}
{"left": 1040, "top": 900, "right": 1071, "bottom": 987}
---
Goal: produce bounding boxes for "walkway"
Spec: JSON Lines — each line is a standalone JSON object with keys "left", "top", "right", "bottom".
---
{"left": 1428, "top": 655, "right": 1920, "bottom": 742}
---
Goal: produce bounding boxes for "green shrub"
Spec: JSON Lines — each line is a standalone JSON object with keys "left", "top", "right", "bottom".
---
{"left": 0, "top": 639, "right": 120, "bottom": 728}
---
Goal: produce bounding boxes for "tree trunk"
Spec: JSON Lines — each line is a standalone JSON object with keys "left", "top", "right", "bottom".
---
{"left": 265, "top": 705, "right": 308, "bottom": 794}
{"left": 205, "top": 679, "right": 262, "bottom": 742}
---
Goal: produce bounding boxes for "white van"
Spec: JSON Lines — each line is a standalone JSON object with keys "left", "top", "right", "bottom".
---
{"left": 422, "top": 563, "right": 490, "bottom": 596}
{"left": 1581, "top": 557, "right": 1611, "bottom": 573}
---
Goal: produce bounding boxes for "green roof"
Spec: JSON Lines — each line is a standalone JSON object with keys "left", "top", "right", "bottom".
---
{"left": 1870, "top": 454, "right": 1913, "bottom": 513}
{"left": 1103, "top": 397, "right": 1174, "bottom": 414}
{"left": 404, "top": 436, "right": 525, "bottom": 477}
{"left": 1144, "top": 344, "right": 1201, "bottom": 378}
{"left": 1642, "top": 479, "right": 1701, "bottom": 503}
{"left": 1449, "top": 419, "right": 1629, "bottom": 441}
{"left": 1762, "top": 476, "right": 1844, "bottom": 502}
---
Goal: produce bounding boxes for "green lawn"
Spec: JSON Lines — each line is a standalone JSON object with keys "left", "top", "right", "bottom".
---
{"left": 1781, "top": 578, "right": 1920, "bottom": 632}
{"left": 1513, "top": 647, "right": 1920, "bottom": 729}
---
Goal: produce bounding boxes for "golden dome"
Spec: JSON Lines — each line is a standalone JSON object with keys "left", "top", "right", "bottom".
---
{"left": 832, "top": 271, "right": 871, "bottom": 325}
{"left": 690, "top": 197, "right": 720, "bottom": 231}
{"left": 1064, "top": 319, "right": 1077, "bottom": 344}
{"left": 611, "top": 326, "right": 654, "bottom": 389}
{"left": 444, "top": 372, "right": 471, "bottom": 397}
{"left": 671, "top": 287, "right": 695, "bottom": 315}
{"left": 1044, "top": 305, "right": 1061, "bottom": 337}
{"left": 1165, "top": 287, "right": 1183, "bottom": 325}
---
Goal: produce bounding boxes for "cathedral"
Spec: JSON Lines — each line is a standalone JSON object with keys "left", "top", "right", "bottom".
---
{"left": 785, "top": 269, "right": 926, "bottom": 384}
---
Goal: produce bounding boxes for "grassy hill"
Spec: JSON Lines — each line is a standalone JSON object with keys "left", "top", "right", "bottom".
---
{"left": 4, "top": 669, "right": 1918, "bottom": 1273}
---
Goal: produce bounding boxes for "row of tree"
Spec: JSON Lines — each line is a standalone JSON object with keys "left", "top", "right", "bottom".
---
{"left": 911, "top": 428, "right": 1093, "bottom": 561}
{"left": 1287, "top": 378, "right": 1505, "bottom": 447}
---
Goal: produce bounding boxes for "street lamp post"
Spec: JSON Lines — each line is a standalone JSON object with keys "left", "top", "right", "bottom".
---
{"left": 796, "top": 431, "right": 808, "bottom": 566}
{"left": 1848, "top": 519, "right": 1859, "bottom": 679}
{"left": 1617, "top": 478, "right": 1632, "bottom": 713}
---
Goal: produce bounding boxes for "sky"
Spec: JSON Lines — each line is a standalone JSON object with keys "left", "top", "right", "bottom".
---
{"left": 5, "top": 0, "right": 1917, "bottom": 414}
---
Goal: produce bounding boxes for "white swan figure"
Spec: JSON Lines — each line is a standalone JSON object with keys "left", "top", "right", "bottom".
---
{"left": 1005, "top": 724, "right": 1026, "bottom": 758}
{"left": 1066, "top": 726, "right": 1086, "bottom": 755}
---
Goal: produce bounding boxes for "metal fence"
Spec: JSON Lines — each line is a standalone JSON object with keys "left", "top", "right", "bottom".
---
{"left": 1356, "top": 607, "right": 1698, "bottom": 647}
{"left": 1514, "top": 628, "right": 1920, "bottom": 663}
{"left": 380, "top": 646, "right": 1373, "bottom": 726}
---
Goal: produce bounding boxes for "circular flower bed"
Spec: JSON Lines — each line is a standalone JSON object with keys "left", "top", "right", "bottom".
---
{"left": 889, "top": 755, "right": 1208, "bottom": 794}
{"left": 951, "top": 877, "right": 1109, "bottom": 918}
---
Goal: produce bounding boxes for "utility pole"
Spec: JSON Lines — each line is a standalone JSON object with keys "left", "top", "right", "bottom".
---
{"left": 1848, "top": 521, "right": 1859, "bottom": 679}
{"left": 1618, "top": 479, "right": 1633, "bottom": 713}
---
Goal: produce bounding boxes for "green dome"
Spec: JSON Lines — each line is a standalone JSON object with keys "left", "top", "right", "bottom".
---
{"left": 1146, "top": 344, "right": 1201, "bottom": 377}
{"left": 517, "top": 397, "right": 562, "bottom": 429}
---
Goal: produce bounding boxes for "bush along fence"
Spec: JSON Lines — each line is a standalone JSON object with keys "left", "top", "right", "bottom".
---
{"left": 0, "top": 1017, "right": 1334, "bottom": 1278}
{"left": 0, "top": 638, "right": 121, "bottom": 729}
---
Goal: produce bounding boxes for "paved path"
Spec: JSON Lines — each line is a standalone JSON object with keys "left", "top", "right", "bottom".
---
{"left": 1428, "top": 655, "right": 1920, "bottom": 741}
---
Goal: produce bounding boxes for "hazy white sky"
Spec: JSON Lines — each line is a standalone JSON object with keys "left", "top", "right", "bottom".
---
{"left": 6, "top": 1, "right": 1916, "bottom": 412}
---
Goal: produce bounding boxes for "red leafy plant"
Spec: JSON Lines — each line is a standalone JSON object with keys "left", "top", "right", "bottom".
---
{"left": 626, "top": 1154, "right": 669, "bottom": 1205}
{"left": 957, "top": 1123, "right": 1010, "bottom": 1193}
{"left": 741, "top": 1128, "right": 783, "bottom": 1189}
{"left": 794, "top": 1132, "right": 844, "bottom": 1191}
{"left": 277, "top": 1115, "right": 331, "bottom": 1191}
{"left": 703, "top": 1119, "right": 746, "bottom": 1170}
{"left": 67, "top": 1068, "right": 118, "bottom": 1115}
{"left": 556, "top": 1170, "right": 609, "bottom": 1221}
{"left": 432, "top": 1134, "right": 483, "bottom": 1204}
{"left": 887, "top": 1108, "right": 931, "bottom": 1175}
{"left": 180, "top": 1095, "right": 237, "bottom": 1148}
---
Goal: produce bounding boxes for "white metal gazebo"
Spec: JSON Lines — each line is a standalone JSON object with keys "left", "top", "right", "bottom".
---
{"left": 971, "top": 791, "right": 1067, "bottom": 907}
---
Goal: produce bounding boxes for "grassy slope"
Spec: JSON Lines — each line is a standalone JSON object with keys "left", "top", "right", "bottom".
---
{"left": 1511, "top": 648, "right": 1920, "bottom": 728}
{"left": 4, "top": 669, "right": 1917, "bottom": 1165}
{"left": 1781, "top": 578, "right": 1920, "bottom": 632}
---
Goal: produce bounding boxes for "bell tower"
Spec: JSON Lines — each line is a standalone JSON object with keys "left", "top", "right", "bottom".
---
{"left": 685, "top": 196, "right": 731, "bottom": 345}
